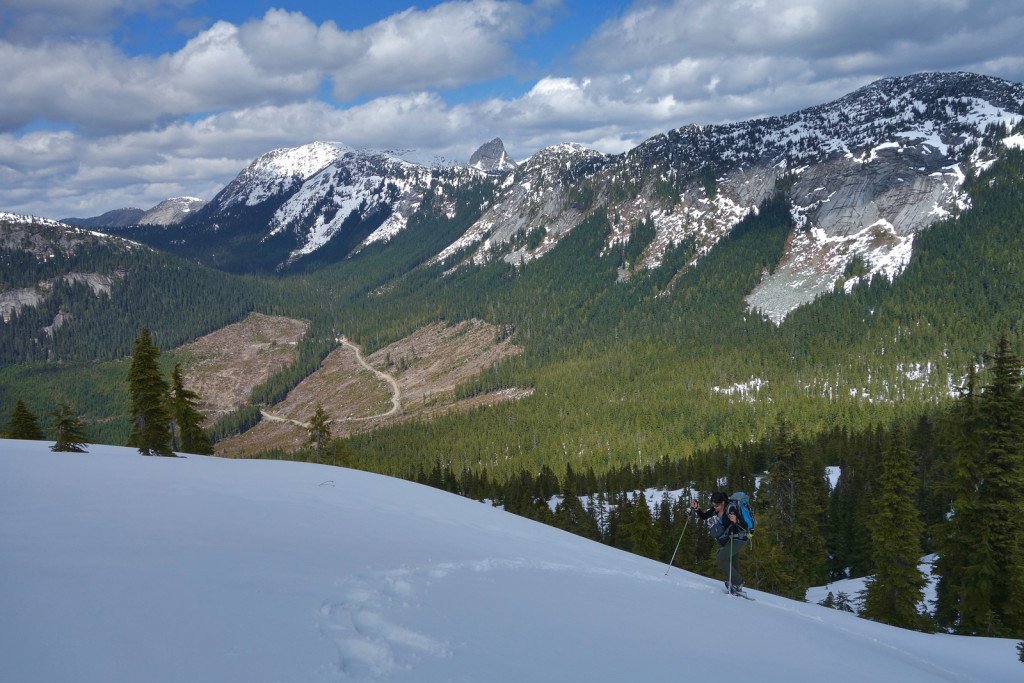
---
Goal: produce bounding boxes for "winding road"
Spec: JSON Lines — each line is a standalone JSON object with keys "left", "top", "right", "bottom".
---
{"left": 336, "top": 336, "right": 403, "bottom": 419}
{"left": 259, "top": 336, "right": 402, "bottom": 427}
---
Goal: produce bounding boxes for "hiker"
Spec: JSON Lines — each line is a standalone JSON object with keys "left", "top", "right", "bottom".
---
{"left": 691, "top": 492, "right": 749, "bottom": 594}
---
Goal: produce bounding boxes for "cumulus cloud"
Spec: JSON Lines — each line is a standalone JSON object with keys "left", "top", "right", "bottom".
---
{"left": 0, "top": 1, "right": 550, "bottom": 135}
{"left": 237, "top": 2, "right": 545, "bottom": 101}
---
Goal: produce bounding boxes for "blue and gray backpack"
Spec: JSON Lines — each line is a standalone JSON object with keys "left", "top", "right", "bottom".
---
{"left": 729, "top": 492, "right": 756, "bottom": 536}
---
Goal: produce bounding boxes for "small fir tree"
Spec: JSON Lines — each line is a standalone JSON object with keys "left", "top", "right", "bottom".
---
{"left": 171, "top": 363, "right": 212, "bottom": 455}
{"left": 49, "top": 403, "right": 89, "bottom": 452}
{"left": 861, "top": 422, "right": 930, "bottom": 630}
{"left": 126, "top": 327, "right": 173, "bottom": 456}
{"left": 306, "top": 404, "right": 332, "bottom": 464}
{"left": 5, "top": 399, "right": 44, "bottom": 440}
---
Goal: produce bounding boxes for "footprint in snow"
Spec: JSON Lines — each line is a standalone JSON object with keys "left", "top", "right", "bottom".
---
{"left": 318, "top": 572, "right": 450, "bottom": 678}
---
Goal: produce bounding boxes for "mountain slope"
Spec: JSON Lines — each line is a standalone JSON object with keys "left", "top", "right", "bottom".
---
{"left": 92, "top": 73, "right": 1024, "bottom": 304}
{"left": 138, "top": 197, "right": 208, "bottom": 225}
{"left": 1, "top": 441, "right": 1019, "bottom": 682}
{"left": 60, "top": 207, "right": 145, "bottom": 228}
{"left": 0, "top": 213, "right": 259, "bottom": 364}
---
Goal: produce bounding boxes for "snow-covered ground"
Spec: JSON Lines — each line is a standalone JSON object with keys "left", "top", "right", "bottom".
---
{"left": 1, "top": 441, "right": 1019, "bottom": 682}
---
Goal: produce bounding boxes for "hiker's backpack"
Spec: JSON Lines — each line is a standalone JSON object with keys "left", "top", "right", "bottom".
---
{"left": 729, "top": 492, "right": 756, "bottom": 535}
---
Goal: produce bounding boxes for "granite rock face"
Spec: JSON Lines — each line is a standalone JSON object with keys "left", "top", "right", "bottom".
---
{"left": 746, "top": 139, "right": 966, "bottom": 323}
{"left": 139, "top": 197, "right": 209, "bottom": 226}
{"left": 469, "top": 138, "right": 517, "bottom": 174}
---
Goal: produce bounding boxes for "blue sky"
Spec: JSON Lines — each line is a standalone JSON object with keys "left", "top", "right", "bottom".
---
{"left": 3, "top": 0, "right": 1024, "bottom": 218}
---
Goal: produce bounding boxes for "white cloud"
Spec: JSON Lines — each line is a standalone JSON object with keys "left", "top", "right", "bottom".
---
{"left": 0, "top": 2, "right": 550, "bottom": 135}
{"left": 3, "top": 0, "right": 1024, "bottom": 219}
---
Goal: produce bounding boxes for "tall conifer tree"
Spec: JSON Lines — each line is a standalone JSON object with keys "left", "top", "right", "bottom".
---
{"left": 126, "top": 327, "right": 173, "bottom": 456}
{"left": 626, "top": 492, "right": 661, "bottom": 560}
{"left": 861, "top": 422, "right": 929, "bottom": 630}
{"left": 554, "top": 476, "right": 600, "bottom": 541}
{"left": 933, "top": 367, "right": 992, "bottom": 633}
{"left": 751, "top": 416, "right": 827, "bottom": 597}
{"left": 171, "top": 363, "right": 212, "bottom": 455}
{"left": 977, "top": 335, "right": 1024, "bottom": 635}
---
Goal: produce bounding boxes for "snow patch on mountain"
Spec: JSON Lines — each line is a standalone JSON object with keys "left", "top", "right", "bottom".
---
{"left": 711, "top": 378, "right": 769, "bottom": 404}
{"left": 0, "top": 211, "right": 68, "bottom": 229}
{"left": 215, "top": 141, "right": 350, "bottom": 211}
{"left": 266, "top": 149, "right": 437, "bottom": 264}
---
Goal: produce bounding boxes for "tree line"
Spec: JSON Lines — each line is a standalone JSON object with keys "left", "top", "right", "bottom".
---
{"left": 393, "top": 334, "right": 1024, "bottom": 640}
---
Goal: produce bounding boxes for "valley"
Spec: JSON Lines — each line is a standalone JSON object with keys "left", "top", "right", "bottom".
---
{"left": 2, "top": 71, "right": 1023, "bottom": 476}
{"left": 179, "top": 317, "right": 526, "bottom": 458}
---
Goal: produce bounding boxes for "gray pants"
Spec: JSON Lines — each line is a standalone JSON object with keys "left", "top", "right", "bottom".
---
{"left": 716, "top": 538, "right": 746, "bottom": 588}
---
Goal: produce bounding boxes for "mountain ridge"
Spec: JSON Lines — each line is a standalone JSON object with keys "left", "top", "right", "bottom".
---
{"left": 72, "top": 70, "right": 1021, "bottom": 319}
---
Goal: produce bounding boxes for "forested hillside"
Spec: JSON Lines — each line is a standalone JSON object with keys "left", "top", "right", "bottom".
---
{"left": 292, "top": 150, "right": 1022, "bottom": 481}
{"left": 4, "top": 150, "right": 1024, "bottom": 473}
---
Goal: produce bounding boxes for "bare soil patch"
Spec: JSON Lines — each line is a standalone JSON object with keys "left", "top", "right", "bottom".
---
{"left": 215, "top": 318, "right": 528, "bottom": 458}
{"left": 174, "top": 312, "right": 309, "bottom": 423}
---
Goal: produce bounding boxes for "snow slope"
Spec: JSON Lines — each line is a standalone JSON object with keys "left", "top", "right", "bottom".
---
{"left": 1, "top": 441, "right": 1019, "bottom": 682}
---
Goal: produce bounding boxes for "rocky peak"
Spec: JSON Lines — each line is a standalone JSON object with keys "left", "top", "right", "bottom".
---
{"left": 139, "top": 197, "right": 209, "bottom": 226}
{"left": 469, "top": 138, "right": 517, "bottom": 174}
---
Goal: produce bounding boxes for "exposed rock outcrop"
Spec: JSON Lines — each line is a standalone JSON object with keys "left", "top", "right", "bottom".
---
{"left": 469, "top": 138, "right": 517, "bottom": 174}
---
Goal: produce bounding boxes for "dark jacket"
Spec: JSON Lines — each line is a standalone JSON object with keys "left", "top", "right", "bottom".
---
{"left": 695, "top": 501, "right": 749, "bottom": 546}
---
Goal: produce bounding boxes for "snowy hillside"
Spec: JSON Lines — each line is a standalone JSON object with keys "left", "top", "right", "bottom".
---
{"left": 1, "top": 211, "right": 70, "bottom": 229}
{"left": 1, "top": 441, "right": 1019, "bottom": 682}
{"left": 211, "top": 141, "right": 350, "bottom": 212}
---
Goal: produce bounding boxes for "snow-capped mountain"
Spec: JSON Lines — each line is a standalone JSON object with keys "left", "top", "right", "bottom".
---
{"left": 0, "top": 213, "right": 143, "bottom": 323}
{"left": 206, "top": 141, "right": 350, "bottom": 213}
{"left": 435, "top": 71, "right": 1023, "bottom": 322}
{"left": 434, "top": 142, "right": 607, "bottom": 267}
{"left": 263, "top": 148, "right": 463, "bottom": 267}
{"left": 626, "top": 72, "right": 1024, "bottom": 321}
{"left": 65, "top": 72, "right": 1024, "bottom": 316}
{"left": 2, "top": 211, "right": 70, "bottom": 231}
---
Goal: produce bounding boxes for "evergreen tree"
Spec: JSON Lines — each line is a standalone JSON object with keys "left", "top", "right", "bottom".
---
{"left": 750, "top": 416, "right": 827, "bottom": 598}
{"left": 49, "top": 403, "right": 89, "bottom": 452}
{"left": 554, "top": 476, "right": 600, "bottom": 540}
{"left": 626, "top": 492, "right": 661, "bottom": 560}
{"left": 126, "top": 327, "right": 173, "bottom": 456}
{"left": 306, "top": 404, "right": 332, "bottom": 464}
{"left": 977, "top": 335, "right": 1024, "bottom": 635}
{"left": 4, "top": 398, "right": 44, "bottom": 440}
{"left": 171, "top": 363, "right": 212, "bottom": 455}
{"left": 933, "top": 367, "right": 992, "bottom": 633}
{"left": 861, "top": 422, "right": 929, "bottom": 630}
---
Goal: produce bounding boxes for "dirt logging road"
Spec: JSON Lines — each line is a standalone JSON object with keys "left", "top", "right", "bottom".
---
{"left": 259, "top": 336, "right": 402, "bottom": 428}
{"left": 336, "top": 336, "right": 402, "bottom": 419}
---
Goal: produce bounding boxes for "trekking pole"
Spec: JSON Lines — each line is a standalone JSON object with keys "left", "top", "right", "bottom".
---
{"left": 664, "top": 509, "right": 692, "bottom": 575}
{"left": 728, "top": 534, "right": 734, "bottom": 591}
